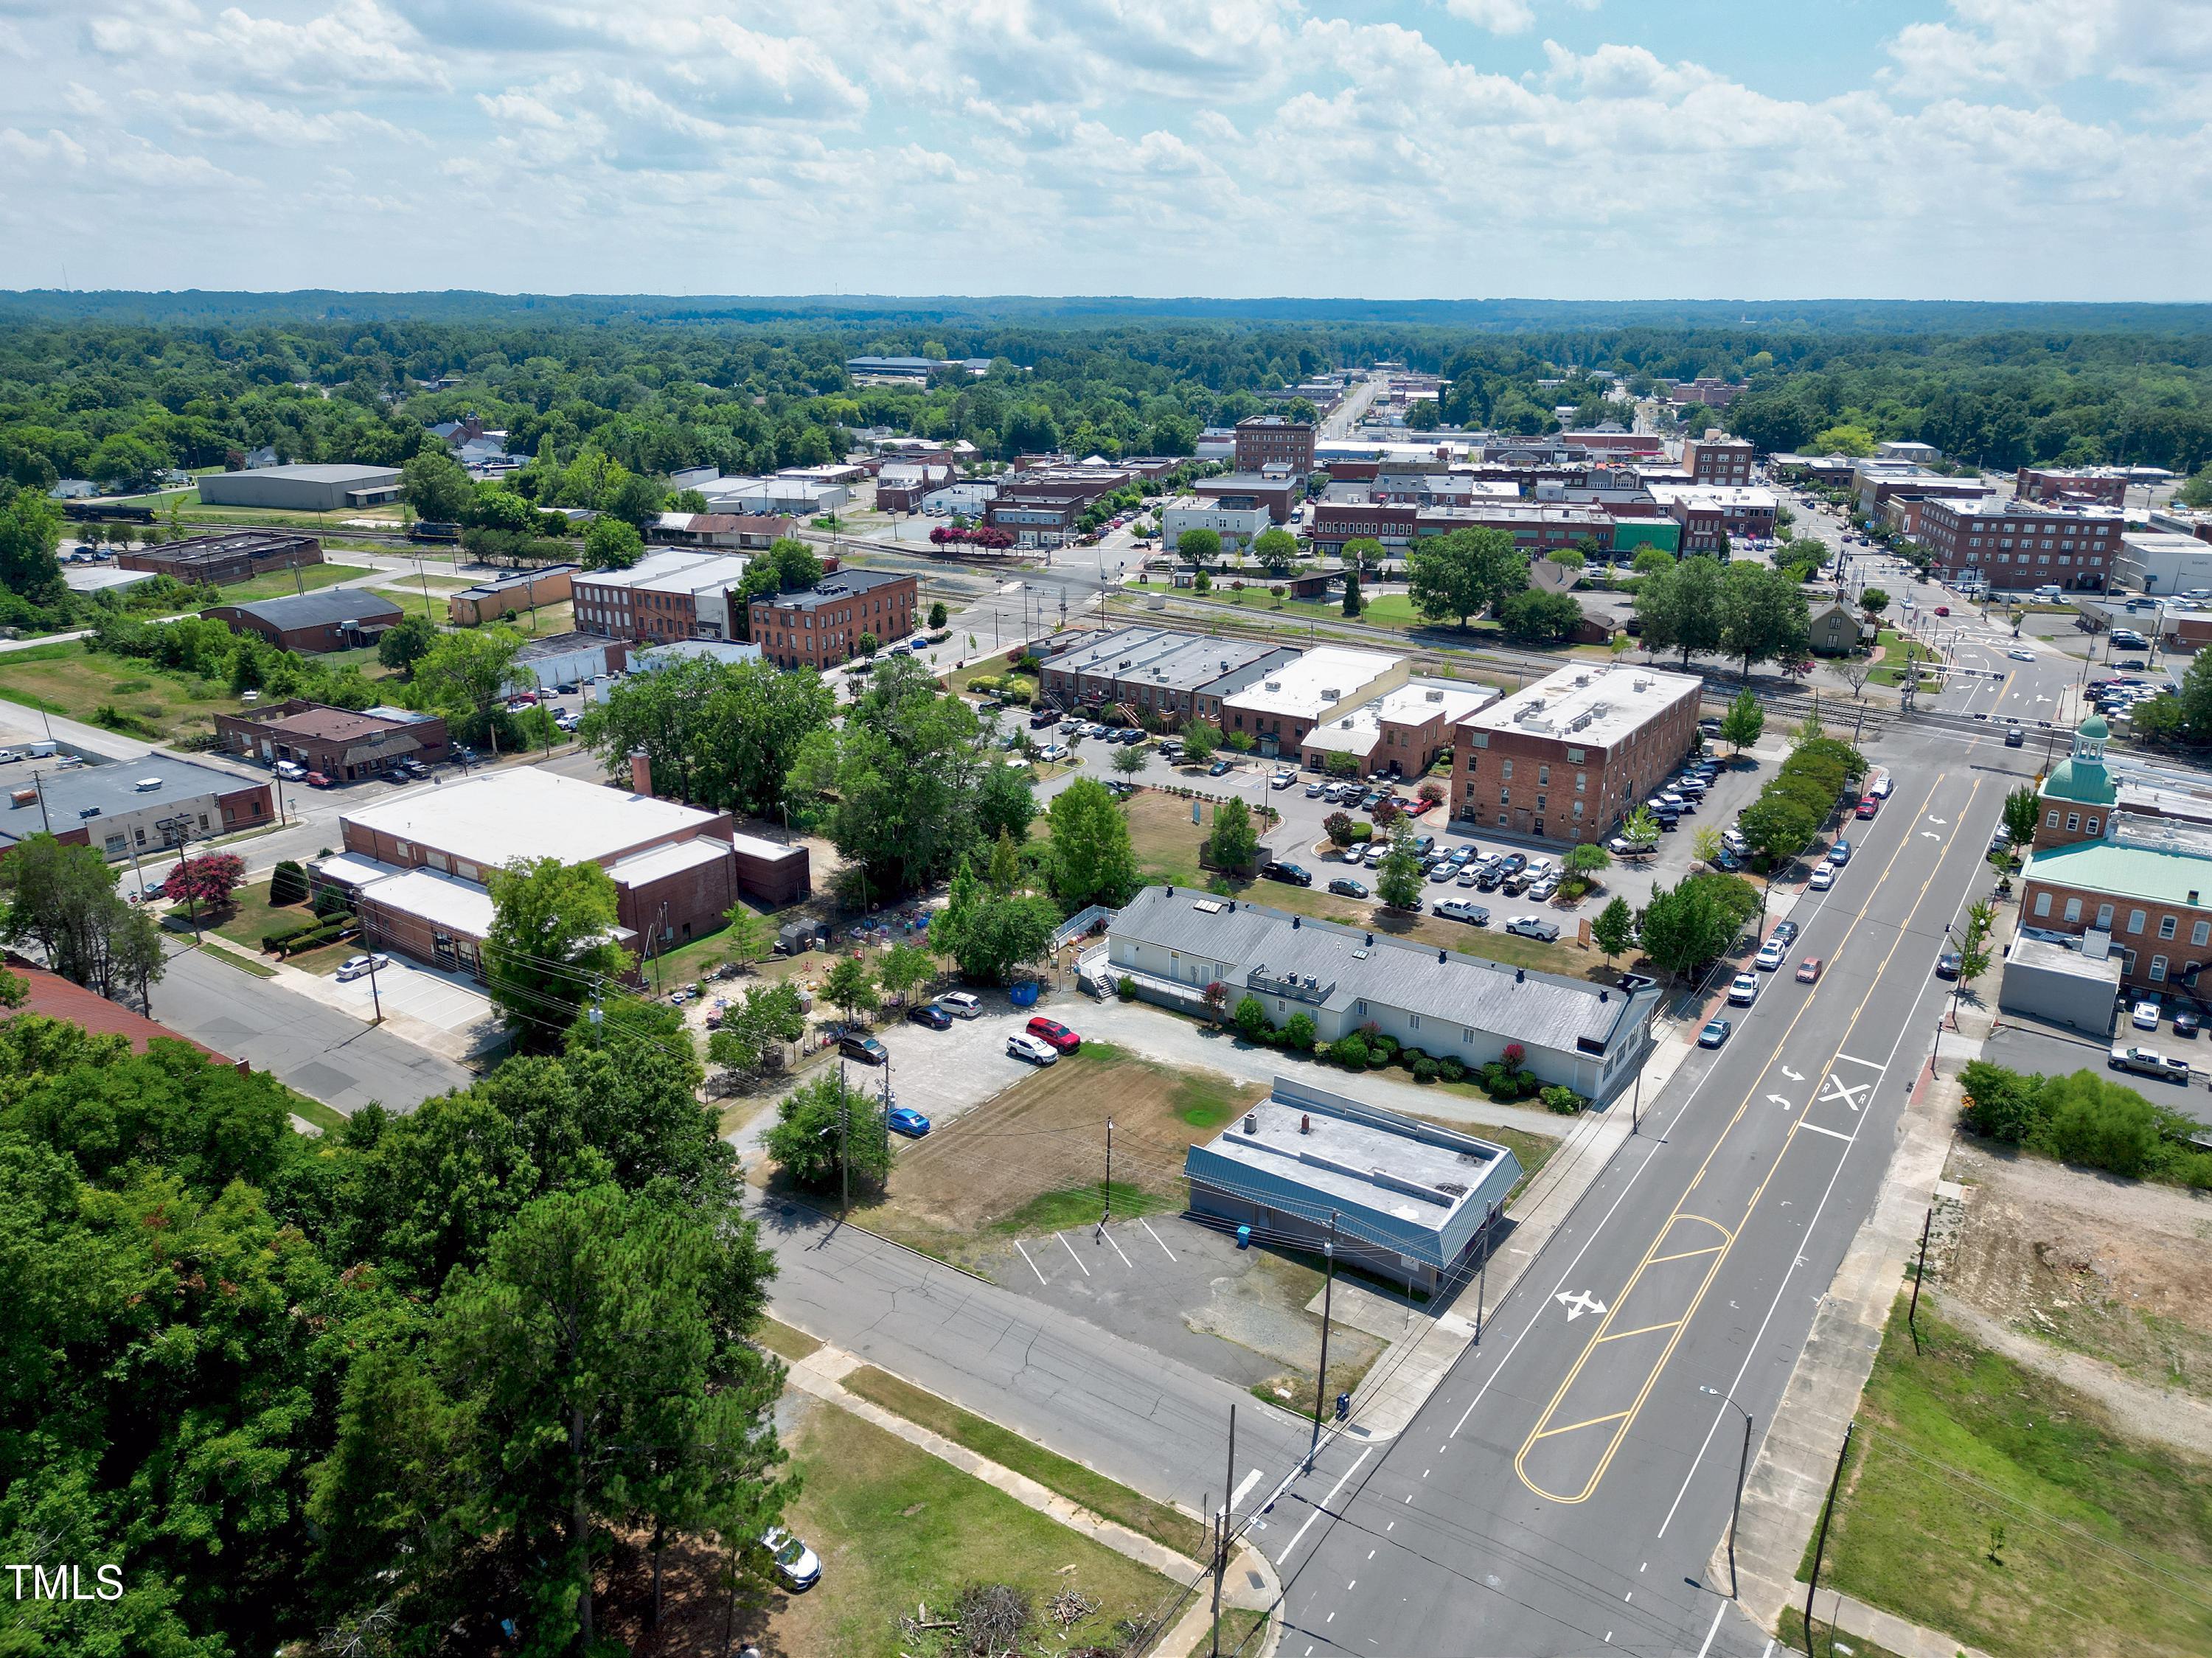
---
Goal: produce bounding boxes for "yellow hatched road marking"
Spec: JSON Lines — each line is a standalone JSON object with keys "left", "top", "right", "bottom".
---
{"left": 1593, "top": 1320, "right": 1684, "bottom": 1345}
{"left": 1529, "top": 1409, "right": 1632, "bottom": 1443}
{"left": 1645, "top": 1245, "right": 1726, "bottom": 1267}
{"left": 1512, "top": 770, "right": 1984, "bottom": 1505}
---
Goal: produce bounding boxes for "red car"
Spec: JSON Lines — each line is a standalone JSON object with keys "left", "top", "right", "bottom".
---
{"left": 1796, "top": 957, "right": 1823, "bottom": 984}
{"left": 1025, "top": 1014, "right": 1081, "bottom": 1054}
{"left": 1855, "top": 797, "right": 1878, "bottom": 819}
{"left": 304, "top": 770, "right": 335, "bottom": 788}
{"left": 1933, "top": 605, "right": 1950, "bottom": 616}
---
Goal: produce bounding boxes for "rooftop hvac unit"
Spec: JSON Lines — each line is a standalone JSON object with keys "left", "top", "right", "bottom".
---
{"left": 1575, "top": 672, "right": 1592, "bottom": 686}
{"left": 1265, "top": 680, "right": 1282, "bottom": 692}
{"left": 1632, "top": 678, "right": 1649, "bottom": 692}
{"left": 133, "top": 776, "right": 163, "bottom": 792}
{"left": 1426, "top": 688, "right": 1444, "bottom": 702}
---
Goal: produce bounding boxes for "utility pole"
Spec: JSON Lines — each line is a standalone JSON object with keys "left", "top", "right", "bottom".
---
{"left": 1310, "top": 1213, "right": 1338, "bottom": 1464}
{"left": 838, "top": 1059, "right": 851, "bottom": 1225}
{"left": 364, "top": 947, "right": 385, "bottom": 1025}
{"left": 1212, "top": 1404, "right": 1236, "bottom": 1658}
{"left": 1907, "top": 1205, "right": 1933, "bottom": 1355}
{"left": 1804, "top": 1421, "right": 1854, "bottom": 1656}
{"left": 1474, "top": 1200, "right": 1496, "bottom": 1342}
{"left": 1096, "top": 1116, "right": 1114, "bottom": 1235}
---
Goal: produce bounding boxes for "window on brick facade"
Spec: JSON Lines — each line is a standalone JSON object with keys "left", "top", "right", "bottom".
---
{"left": 2065, "top": 898, "right": 2083, "bottom": 922}
{"left": 2066, "top": 813, "right": 2079, "bottom": 832}
{"left": 2161, "top": 916, "right": 2178, "bottom": 940}
{"left": 2195, "top": 921, "right": 2211, "bottom": 947}
{"left": 2152, "top": 956, "right": 2169, "bottom": 983}
{"left": 2096, "top": 903, "right": 2114, "bottom": 929}
{"left": 2129, "top": 908, "right": 2147, "bottom": 934}
{"left": 2034, "top": 892, "right": 2051, "bottom": 917}
{"left": 2085, "top": 817, "right": 2099, "bottom": 834}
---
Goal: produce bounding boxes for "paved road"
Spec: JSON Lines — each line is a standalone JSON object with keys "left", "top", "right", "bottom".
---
{"left": 1258, "top": 724, "right": 2015, "bottom": 1656}
{"left": 750, "top": 1186, "right": 1312, "bottom": 1525}
{"left": 150, "top": 940, "right": 475, "bottom": 1113}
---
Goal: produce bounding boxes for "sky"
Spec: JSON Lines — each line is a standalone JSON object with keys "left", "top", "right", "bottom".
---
{"left": 1, "top": 0, "right": 2209, "bottom": 302}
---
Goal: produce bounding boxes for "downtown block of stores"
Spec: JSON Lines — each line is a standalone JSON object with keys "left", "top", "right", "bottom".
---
{"left": 1915, "top": 497, "right": 2122, "bottom": 591}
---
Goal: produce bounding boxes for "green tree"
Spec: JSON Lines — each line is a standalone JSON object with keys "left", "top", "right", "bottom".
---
{"left": 0, "top": 486, "right": 66, "bottom": 605}
{"left": 822, "top": 955, "right": 880, "bottom": 1026}
{"left": 400, "top": 447, "right": 473, "bottom": 523}
{"left": 1719, "top": 560, "right": 1812, "bottom": 678}
{"left": 2179, "top": 462, "right": 2212, "bottom": 510}
{"left": 1340, "top": 562, "right": 1363, "bottom": 616}
{"left": 1045, "top": 777, "right": 1138, "bottom": 911}
{"left": 582, "top": 515, "right": 644, "bottom": 571}
{"left": 1376, "top": 821, "right": 1425, "bottom": 911}
{"left": 582, "top": 655, "right": 832, "bottom": 818}
{"left": 1736, "top": 790, "right": 1824, "bottom": 868}
{"left": 1408, "top": 526, "right": 1527, "bottom": 629}
{"left": 483, "top": 856, "right": 633, "bottom": 1048}
{"left": 1253, "top": 526, "right": 1299, "bottom": 574}
{"left": 1720, "top": 686, "right": 1764, "bottom": 752}
{"left": 378, "top": 612, "right": 439, "bottom": 672}
{"left": 1178, "top": 526, "right": 1222, "bottom": 565}
{"left": 409, "top": 624, "right": 525, "bottom": 748}
{"left": 1859, "top": 587, "right": 1890, "bottom": 619}
{"left": 987, "top": 827, "right": 1022, "bottom": 893}
{"left": 1111, "top": 744, "right": 1148, "bottom": 779}
{"left": 1343, "top": 537, "right": 1385, "bottom": 569}
{"left": 0, "top": 832, "right": 165, "bottom": 1004}
{"left": 933, "top": 885, "right": 1061, "bottom": 984}
{"left": 975, "top": 754, "right": 1038, "bottom": 845}
{"left": 721, "top": 903, "right": 768, "bottom": 972}
{"left": 1234, "top": 994, "right": 1271, "bottom": 1042}
{"left": 1621, "top": 805, "right": 1662, "bottom": 848}
{"left": 1192, "top": 568, "right": 1212, "bottom": 594}
{"left": 765, "top": 1070, "right": 891, "bottom": 1191}
{"left": 1592, "top": 895, "right": 1635, "bottom": 964}
{"left": 2001, "top": 784, "right": 2042, "bottom": 850}
{"left": 1957, "top": 899, "right": 1997, "bottom": 983}
{"left": 1636, "top": 554, "right": 1727, "bottom": 667}
{"left": 1498, "top": 587, "right": 1583, "bottom": 644}
{"left": 879, "top": 941, "right": 936, "bottom": 1008}
{"left": 1631, "top": 546, "right": 1677, "bottom": 579}
{"left": 1811, "top": 423, "right": 1876, "bottom": 457}
{"left": 2177, "top": 647, "right": 2212, "bottom": 740}
{"left": 1565, "top": 841, "right": 1611, "bottom": 880}
{"left": 1180, "top": 719, "right": 1220, "bottom": 763}
{"left": 928, "top": 600, "right": 947, "bottom": 629}
{"left": 1203, "top": 797, "right": 1259, "bottom": 874}
{"left": 1635, "top": 879, "right": 1736, "bottom": 978}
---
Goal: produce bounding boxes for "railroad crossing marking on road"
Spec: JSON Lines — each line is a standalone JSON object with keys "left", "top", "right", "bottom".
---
{"left": 1820, "top": 1074, "right": 1872, "bottom": 1113}
{"left": 1554, "top": 1289, "right": 1608, "bottom": 1320}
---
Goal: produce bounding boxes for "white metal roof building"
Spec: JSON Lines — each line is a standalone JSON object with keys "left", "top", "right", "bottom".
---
{"left": 1106, "top": 884, "right": 1662, "bottom": 1106}
{"left": 341, "top": 767, "right": 725, "bottom": 874}
{"left": 1220, "top": 646, "right": 1410, "bottom": 756}
{"left": 1183, "top": 1076, "right": 1523, "bottom": 1292}
{"left": 1300, "top": 678, "right": 1497, "bottom": 770}
{"left": 197, "top": 464, "right": 403, "bottom": 512}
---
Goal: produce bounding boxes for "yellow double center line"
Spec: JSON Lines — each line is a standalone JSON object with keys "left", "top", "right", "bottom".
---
{"left": 1512, "top": 770, "right": 1983, "bottom": 1503}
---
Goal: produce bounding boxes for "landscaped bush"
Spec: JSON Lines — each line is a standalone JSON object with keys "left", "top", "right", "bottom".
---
{"left": 1960, "top": 1059, "right": 2212, "bottom": 1187}
{"left": 1478, "top": 1061, "right": 1541, "bottom": 1101}
{"left": 260, "top": 910, "right": 353, "bottom": 951}
{"left": 1347, "top": 822, "right": 1373, "bottom": 843}
{"left": 1366, "top": 1031, "right": 1399, "bottom": 1064}
{"left": 1411, "top": 1057, "right": 1440, "bottom": 1082}
{"left": 313, "top": 884, "right": 349, "bottom": 918}
{"left": 1437, "top": 1056, "right": 1467, "bottom": 1082}
{"left": 1329, "top": 1034, "right": 1370, "bottom": 1069}
{"left": 1116, "top": 974, "right": 1138, "bottom": 1001}
{"left": 1282, "top": 1012, "right": 1317, "bottom": 1051}
{"left": 268, "top": 860, "right": 309, "bottom": 907}
{"left": 1397, "top": 1046, "right": 1427, "bottom": 1070}
{"left": 1541, "top": 1084, "right": 1587, "bottom": 1115}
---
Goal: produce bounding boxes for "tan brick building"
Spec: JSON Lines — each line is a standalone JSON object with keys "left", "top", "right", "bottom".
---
{"left": 1451, "top": 663, "right": 1703, "bottom": 844}
{"left": 1234, "top": 415, "right": 1315, "bottom": 474}
{"left": 750, "top": 570, "right": 918, "bottom": 670}
{"left": 1680, "top": 433, "right": 1754, "bottom": 484}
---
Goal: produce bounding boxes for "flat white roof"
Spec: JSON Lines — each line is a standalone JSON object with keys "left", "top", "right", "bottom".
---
{"left": 342, "top": 767, "right": 723, "bottom": 869}
{"left": 609, "top": 837, "right": 732, "bottom": 888}
{"left": 1461, "top": 661, "right": 1702, "bottom": 747}
{"left": 575, "top": 548, "right": 751, "bottom": 593}
{"left": 358, "top": 865, "right": 498, "bottom": 937}
{"left": 1222, "top": 646, "right": 1405, "bottom": 720}
{"left": 1304, "top": 678, "right": 1496, "bottom": 754}
{"left": 1645, "top": 484, "right": 1778, "bottom": 509}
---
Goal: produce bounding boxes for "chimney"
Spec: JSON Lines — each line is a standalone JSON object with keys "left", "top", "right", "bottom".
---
{"left": 628, "top": 749, "right": 653, "bottom": 797}
{"left": 1244, "top": 1112, "right": 1259, "bottom": 1135}
{"left": 1300, "top": 1114, "right": 1311, "bottom": 1135}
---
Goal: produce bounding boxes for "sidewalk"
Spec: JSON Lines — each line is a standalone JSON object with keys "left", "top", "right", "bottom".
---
{"left": 781, "top": 1338, "right": 1280, "bottom": 1658}
{"left": 1721, "top": 996, "right": 1992, "bottom": 1658}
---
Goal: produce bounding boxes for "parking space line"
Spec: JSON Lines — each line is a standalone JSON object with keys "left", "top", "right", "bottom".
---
{"left": 1099, "top": 1226, "right": 1135, "bottom": 1268}
{"left": 1140, "top": 1218, "right": 1178, "bottom": 1261}
{"left": 1057, "top": 1233, "right": 1091, "bottom": 1276}
{"left": 1012, "top": 1240, "right": 1048, "bottom": 1284}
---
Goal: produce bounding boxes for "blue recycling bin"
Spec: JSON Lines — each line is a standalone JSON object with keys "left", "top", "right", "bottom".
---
{"left": 1237, "top": 1225, "right": 1252, "bottom": 1250}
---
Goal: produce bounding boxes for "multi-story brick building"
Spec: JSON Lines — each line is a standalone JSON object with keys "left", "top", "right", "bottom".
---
{"left": 1679, "top": 433, "right": 1755, "bottom": 484}
{"left": 1234, "top": 415, "right": 1316, "bottom": 474}
{"left": 748, "top": 570, "right": 917, "bottom": 669}
{"left": 572, "top": 549, "right": 754, "bottom": 643}
{"left": 1220, "top": 646, "right": 1408, "bottom": 759}
{"left": 1307, "top": 500, "right": 1613, "bottom": 558}
{"left": 1451, "top": 663, "right": 1702, "bottom": 845}
{"left": 1192, "top": 472, "right": 1299, "bottom": 525}
{"left": 1644, "top": 484, "right": 1777, "bottom": 550}
{"left": 1040, "top": 627, "right": 1302, "bottom": 722}
{"left": 1913, "top": 497, "right": 2121, "bottom": 591}
{"left": 1298, "top": 678, "right": 1495, "bottom": 776}
{"left": 2015, "top": 466, "right": 2128, "bottom": 507}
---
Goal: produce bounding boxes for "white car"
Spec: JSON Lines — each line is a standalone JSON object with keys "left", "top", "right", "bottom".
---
{"left": 1271, "top": 769, "right": 1296, "bottom": 789}
{"left": 1007, "top": 1031, "right": 1060, "bottom": 1065}
{"left": 1808, "top": 865, "right": 1835, "bottom": 891}
{"left": 2132, "top": 999, "right": 2163, "bottom": 1031}
{"left": 335, "top": 952, "right": 392, "bottom": 981}
{"left": 1037, "top": 743, "right": 1068, "bottom": 761}
{"left": 1754, "top": 938, "right": 1788, "bottom": 972}
{"left": 761, "top": 1525, "right": 821, "bottom": 1592}
{"left": 1728, "top": 972, "right": 1760, "bottom": 1006}
{"left": 939, "top": 991, "right": 983, "bottom": 1019}
{"left": 2007, "top": 649, "right": 2035, "bottom": 662}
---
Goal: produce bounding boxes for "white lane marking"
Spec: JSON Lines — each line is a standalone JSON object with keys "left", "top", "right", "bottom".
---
{"left": 1780, "top": 1065, "right": 1804, "bottom": 1081}
{"left": 1140, "top": 1218, "right": 1178, "bottom": 1261}
{"left": 1232, "top": 1469, "right": 1263, "bottom": 1510}
{"left": 1099, "top": 1227, "right": 1134, "bottom": 1269}
{"left": 1766, "top": 1093, "right": 1794, "bottom": 1108}
{"left": 1820, "top": 1075, "right": 1872, "bottom": 1112}
{"left": 1279, "top": 1446, "right": 1373, "bottom": 1565}
{"left": 1452, "top": 1093, "right": 1682, "bottom": 1437}
{"left": 1657, "top": 904, "right": 1955, "bottom": 1541}
{"left": 1693, "top": 1600, "right": 1729, "bottom": 1657}
{"left": 1012, "top": 1240, "right": 1047, "bottom": 1284}
{"left": 1835, "top": 1051, "right": 1886, "bottom": 1071}
{"left": 1346, "top": 1579, "right": 1357, "bottom": 1592}
{"left": 1798, "top": 1121, "right": 1855, "bottom": 1143}
{"left": 1556, "top": 1289, "right": 1608, "bottom": 1320}
{"left": 1057, "top": 1233, "right": 1091, "bottom": 1276}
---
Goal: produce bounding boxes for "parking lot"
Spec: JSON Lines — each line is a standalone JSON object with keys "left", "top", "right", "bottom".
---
{"left": 860, "top": 989, "right": 1074, "bottom": 1133}
{"left": 318, "top": 952, "right": 504, "bottom": 1042}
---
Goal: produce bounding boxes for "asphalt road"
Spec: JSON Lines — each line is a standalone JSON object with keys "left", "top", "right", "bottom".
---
{"left": 150, "top": 939, "right": 475, "bottom": 1114}
{"left": 1259, "top": 723, "right": 2017, "bottom": 1657}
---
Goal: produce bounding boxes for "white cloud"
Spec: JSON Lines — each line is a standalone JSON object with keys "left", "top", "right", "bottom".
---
{"left": 145, "top": 88, "right": 415, "bottom": 144}
{"left": 91, "top": 0, "right": 448, "bottom": 91}
{"left": 1446, "top": 0, "right": 1534, "bottom": 35}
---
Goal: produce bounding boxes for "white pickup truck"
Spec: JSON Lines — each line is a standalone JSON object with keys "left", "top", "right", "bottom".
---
{"left": 2109, "top": 1045, "right": 2191, "bottom": 1084}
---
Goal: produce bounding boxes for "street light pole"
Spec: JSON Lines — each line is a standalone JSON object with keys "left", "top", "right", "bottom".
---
{"left": 1309, "top": 1212, "right": 1338, "bottom": 1466}
{"left": 1699, "top": 1386, "right": 1755, "bottom": 1600}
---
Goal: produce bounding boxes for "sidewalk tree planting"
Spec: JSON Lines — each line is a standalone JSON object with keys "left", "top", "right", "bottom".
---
{"left": 1376, "top": 821, "right": 1425, "bottom": 912}
{"left": 2001, "top": 784, "right": 2041, "bottom": 851}
{"left": 165, "top": 851, "right": 246, "bottom": 910}
{"left": 1719, "top": 686, "right": 1764, "bottom": 752}
{"left": 1592, "top": 895, "right": 1635, "bottom": 964}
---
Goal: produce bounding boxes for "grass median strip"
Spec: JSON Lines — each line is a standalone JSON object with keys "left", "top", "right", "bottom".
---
{"left": 198, "top": 938, "right": 277, "bottom": 978}
{"left": 754, "top": 1314, "right": 824, "bottom": 1363}
{"left": 839, "top": 1364, "right": 1210, "bottom": 1561}
{"left": 1189, "top": 1606, "right": 1270, "bottom": 1657}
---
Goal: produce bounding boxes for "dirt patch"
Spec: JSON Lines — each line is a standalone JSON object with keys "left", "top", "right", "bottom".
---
{"left": 861, "top": 1042, "right": 1264, "bottom": 1266}
{"left": 1941, "top": 1140, "right": 2212, "bottom": 1404}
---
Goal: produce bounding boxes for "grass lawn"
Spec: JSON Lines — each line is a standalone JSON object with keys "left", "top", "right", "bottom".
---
{"left": 1776, "top": 1606, "right": 1906, "bottom": 1658}
{"left": 0, "top": 645, "right": 253, "bottom": 743}
{"left": 206, "top": 560, "right": 372, "bottom": 606}
{"left": 1188, "top": 1607, "right": 1270, "bottom": 1657}
{"left": 197, "top": 938, "right": 278, "bottom": 979}
{"left": 1866, "top": 629, "right": 1938, "bottom": 688}
{"left": 209, "top": 878, "right": 312, "bottom": 952}
{"left": 858, "top": 1041, "right": 1264, "bottom": 1267}
{"left": 754, "top": 1316, "right": 824, "bottom": 1364}
{"left": 839, "top": 1365, "right": 1210, "bottom": 1559}
{"left": 287, "top": 1096, "right": 348, "bottom": 1135}
{"left": 1812, "top": 1296, "right": 2212, "bottom": 1658}
{"left": 764, "top": 1396, "right": 1177, "bottom": 1658}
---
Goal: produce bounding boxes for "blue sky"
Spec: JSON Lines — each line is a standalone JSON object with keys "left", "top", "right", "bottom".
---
{"left": 1, "top": 0, "right": 2208, "bottom": 301}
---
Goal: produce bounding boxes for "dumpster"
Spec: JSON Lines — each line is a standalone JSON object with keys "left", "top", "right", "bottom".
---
{"left": 1007, "top": 980, "right": 1040, "bottom": 1007}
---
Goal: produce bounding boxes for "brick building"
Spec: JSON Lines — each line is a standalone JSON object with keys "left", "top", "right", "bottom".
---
{"left": 202, "top": 588, "right": 404, "bottom": 653}
{"left": 1645, "top": 484, "right": 1777, "bottom": 550}
{"left": 1679, "top": 433, "right": 1755, "bottom": 484}
{"left": 118, "top": 529, "right": 324, "bottom": 585}
{"left": 1298, "top": 678, "right": 1495, "bottom": 776}
{"left": 1913, "top": 497, "right": 2121, "bottom": 591}
{"left": 749, "top": 570, "right": 918, "bottom": 670}
{"left": 215, "top": 700, "right": 449, "bottom": 780}
{"left": 1040, "top": 627, "right": 1302, "bottom": 723}
{"left": 2, "top": 755, "right": 274, "bottom": 861}
{"left": 1220, "top": 646, "right": 1408, "bottom": 759}
{"left": 1307, "top": 500, "right": 1614, "bottom": 558}
{"left": 572, "top": 549, "right": 754, "bottom": 643}
{"left": 448, "top": 565, "right": 576, "bottom": 627}
{"left": 2015, "top": 466, "right": 2128, "bottom": 507}
{"left": 1234, "top": 415, "right": 1316, "bottom": 474}
{"left": 1451, "top": 663, "right": 1702, "bottom": 845}
{"left": 1192, "top": 473, "right": 1299, "bottom": 525}
{"left": 322, "top": 767, "right": 768, "bottom": 980}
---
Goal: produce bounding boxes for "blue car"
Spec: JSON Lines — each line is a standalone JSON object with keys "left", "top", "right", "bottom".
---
{"left": 887, "top": 1106, "right": 932, "bottom": 1138}
{"left": 1828, "top": 838, "right": 1852, "bottom": 866}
